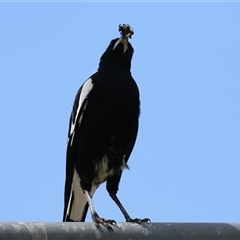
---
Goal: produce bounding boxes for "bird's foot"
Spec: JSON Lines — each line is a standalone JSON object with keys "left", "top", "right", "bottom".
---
{"left": 92, "top": 212, "right": 117, "bottom": 231}
{"left": 126, "top": 217, "right": 151, "bottom": 224}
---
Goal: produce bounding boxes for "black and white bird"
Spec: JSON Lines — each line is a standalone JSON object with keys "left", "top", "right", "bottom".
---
{"left": 63, "top": 24, "right": 149, "bottom": 230}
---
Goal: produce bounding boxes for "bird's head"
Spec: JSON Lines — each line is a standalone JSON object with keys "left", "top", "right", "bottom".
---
{"left": 99, "top": 24, "right": 134, "bottom": 71}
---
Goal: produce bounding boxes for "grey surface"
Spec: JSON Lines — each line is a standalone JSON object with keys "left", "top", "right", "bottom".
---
{"left": 0, "top": 222, "right": 240, "bottom": 239}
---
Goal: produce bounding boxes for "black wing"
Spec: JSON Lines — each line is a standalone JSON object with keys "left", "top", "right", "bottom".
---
{"left": 63, "top": 77, "right": 94, "bottom": 222}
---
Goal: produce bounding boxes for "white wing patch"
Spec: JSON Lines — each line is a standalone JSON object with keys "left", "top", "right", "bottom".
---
{"left": 68, "top": 78, "right": 93, "bottom": 145}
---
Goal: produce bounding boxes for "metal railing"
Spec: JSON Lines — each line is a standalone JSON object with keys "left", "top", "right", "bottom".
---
{"left": 0, "top": 222, "right": 240, "bottom": 239}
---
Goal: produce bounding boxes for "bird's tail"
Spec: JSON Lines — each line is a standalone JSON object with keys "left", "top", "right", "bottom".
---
{"left": 63, "top": 169, "right": 89, "bottom": 222}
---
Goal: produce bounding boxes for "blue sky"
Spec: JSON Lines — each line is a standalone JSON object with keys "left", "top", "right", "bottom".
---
{"left": 0, "top": 2, "right": 239, "bottom": 223}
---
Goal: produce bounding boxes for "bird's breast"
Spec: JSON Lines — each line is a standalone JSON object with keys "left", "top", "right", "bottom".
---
{"left": 93, "top": 154, "right": 126, "bottom": 185}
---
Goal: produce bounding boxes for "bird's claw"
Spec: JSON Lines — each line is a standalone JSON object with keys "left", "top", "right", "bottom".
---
{"left": 93, "top": 213, "right": 117, "bottom": 231}
{"left": 127, "top": 217, "right": 151, "bottom": 224}
{"left": 105, "top": 219, "right": 117, "bottom": 225}
{"left": 141, "top": 218, "right": 151, "bottom": 223}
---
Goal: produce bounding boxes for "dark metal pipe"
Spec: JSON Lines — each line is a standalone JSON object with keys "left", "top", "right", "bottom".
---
{"left": 0, "top": 222, "right": 240, "bottom": 239}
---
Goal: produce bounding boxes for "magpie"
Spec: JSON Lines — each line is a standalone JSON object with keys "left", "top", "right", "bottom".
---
{"left": 63, "top": 24, "right": 149, "bottom": 230}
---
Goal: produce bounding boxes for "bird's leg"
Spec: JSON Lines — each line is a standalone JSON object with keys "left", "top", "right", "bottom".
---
{"left": 109, "top": 192, "right": 150, "bottom": 223}
{"left": 83, "top": 190, "right": 116, "bottom": 231}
